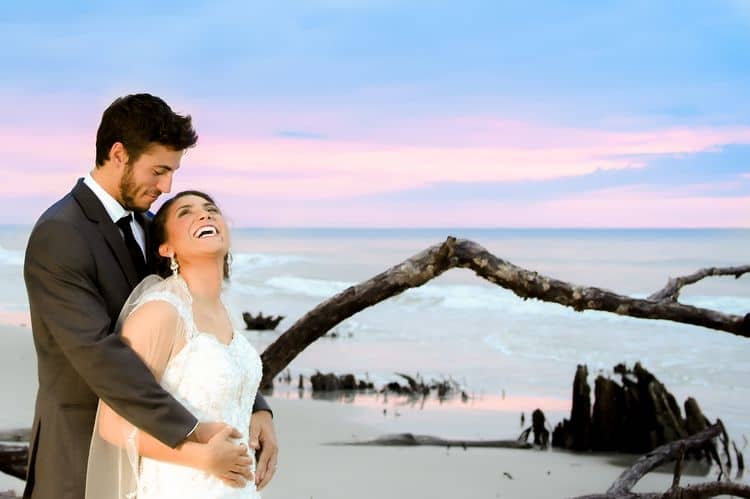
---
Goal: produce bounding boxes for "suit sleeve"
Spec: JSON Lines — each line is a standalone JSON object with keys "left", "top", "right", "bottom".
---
{"left": 252, "top": 392, "right": 271, "bottom": 415}
{"left": 24, "top": 219, "right": 198, "bottom": 448}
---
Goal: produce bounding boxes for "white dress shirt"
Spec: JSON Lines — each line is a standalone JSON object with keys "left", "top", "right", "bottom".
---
{"left": 83, "top": 173, "right": 146, "bottom": 256}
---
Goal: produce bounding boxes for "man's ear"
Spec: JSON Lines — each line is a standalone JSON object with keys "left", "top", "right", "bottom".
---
{"left": 158, "top": 243, "right": 173, "bottom": 259}
{"left": 110, "top": 142, "right": 129, "bottom": 167}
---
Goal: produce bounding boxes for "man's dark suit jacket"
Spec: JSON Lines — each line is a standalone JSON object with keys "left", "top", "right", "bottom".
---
{"left": 23, "top": 179, "right": 270, "bottom": 499}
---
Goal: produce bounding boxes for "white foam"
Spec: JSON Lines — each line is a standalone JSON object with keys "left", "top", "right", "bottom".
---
{"left": 232, "top": 252, "right": 310, "bottom": 271}
{"left": 0, "top": 245, "right": 23, "bottom": 266}
{"left": 265, "top": 276, "right": 354, "bottom": 298}
{"left": 681, "top": 295, "right": 750, "bottom": 315}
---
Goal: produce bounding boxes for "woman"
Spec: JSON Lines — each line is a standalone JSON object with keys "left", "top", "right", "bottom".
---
{"left": 86, "top": 191, "right": 265, "bottom": 498}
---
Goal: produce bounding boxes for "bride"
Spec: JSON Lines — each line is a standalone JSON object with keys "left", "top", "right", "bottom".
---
{"left": 85, "top": 191, "right": 272, "bottom": 498}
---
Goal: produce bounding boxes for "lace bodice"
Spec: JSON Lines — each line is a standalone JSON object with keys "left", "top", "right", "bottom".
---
{"left": 134, "top": 277, "right": 263, "bottom": 499}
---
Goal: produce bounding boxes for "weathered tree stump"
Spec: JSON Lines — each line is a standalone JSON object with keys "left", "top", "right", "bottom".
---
{"left": 531, "top": 409, "right": 549, "bottom": 448}
{"left": 308, "top": 372, "right": 373, "bottom": 392}
{"left": 553, "top": 363, "right": 732, "bottom": 457}
{"left": 310, "top": 372, "right": 341, "bottom": 391}
{"left": 520, "top": 408, "right": 550, "bottom": 448}
{"left": 591, "top": 375, "right": 624, "bottom": 451}
{"left": 572, "top": 365, "right": 592, "bottom": 451}
{"left": 242, "top": 311, "right": 284, "bottom": 330}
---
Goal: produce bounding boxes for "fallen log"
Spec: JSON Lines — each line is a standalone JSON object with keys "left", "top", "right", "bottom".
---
{"left": 260, "top": 237, "right": 749, "bottom": 387}
{"left": 331, "top": 432, "right": 532, "bottom": 449}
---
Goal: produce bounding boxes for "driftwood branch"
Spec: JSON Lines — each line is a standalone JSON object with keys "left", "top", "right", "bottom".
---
{"left": 606, "top": 425, "right": 721, "bottom": 496}
{"left": 669, "top": 443, "right": 686, "bottom": 492}
{"left": 572, "top": 424, "right": 750, "bottom": 499}
{"left": 648, "top": 265, "right": 750, "bottom": 302}
{"left": 330, "top": 432, "right": 532, "bottom": 449}
{"left": 261, "top": 237, "right": 749, "bottom": 386}
{"left": 0, "top": 444, "right": 27, "bottom": 481}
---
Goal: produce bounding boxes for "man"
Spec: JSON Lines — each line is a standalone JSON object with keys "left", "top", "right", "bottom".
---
{"left": 23, "top": 93, "right": 278, "bottom": 498}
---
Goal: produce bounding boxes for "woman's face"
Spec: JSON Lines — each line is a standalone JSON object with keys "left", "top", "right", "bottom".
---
{"left": 159, "top": 194, "right": 230, "bottom": 263}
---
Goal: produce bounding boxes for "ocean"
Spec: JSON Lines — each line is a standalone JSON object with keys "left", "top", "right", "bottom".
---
{"left": 2, "top": 226, "right": 749, "bottom": 443}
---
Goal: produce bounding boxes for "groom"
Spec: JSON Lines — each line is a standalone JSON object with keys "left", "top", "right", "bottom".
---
{"left": 23, "top": 94, "right": 277, "bottom": 498}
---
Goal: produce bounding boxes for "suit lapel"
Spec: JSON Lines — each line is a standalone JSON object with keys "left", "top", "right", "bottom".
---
{"left": 71, "top": 179, "right": 140, "bottom": 288}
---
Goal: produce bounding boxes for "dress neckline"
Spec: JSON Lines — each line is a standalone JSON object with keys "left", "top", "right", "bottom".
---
{"left": 173, "top": 274, "right": 235, "bottom": 346}
{"left": 195, "top": 330, "right": 236, "bottom": 348}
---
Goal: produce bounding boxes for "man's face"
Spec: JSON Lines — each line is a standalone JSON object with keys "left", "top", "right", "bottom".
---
{"left": 120, "top": 143, "right": 183, "bottom": 211}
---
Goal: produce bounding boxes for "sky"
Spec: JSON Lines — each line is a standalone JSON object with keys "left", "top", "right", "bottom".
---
{"left": 1, "top": 0, "right": 749, "bottom": 227}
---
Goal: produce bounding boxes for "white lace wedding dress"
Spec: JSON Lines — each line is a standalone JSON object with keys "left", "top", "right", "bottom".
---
{"left": 86, "top": 275, "right": 264, "bottom": 499}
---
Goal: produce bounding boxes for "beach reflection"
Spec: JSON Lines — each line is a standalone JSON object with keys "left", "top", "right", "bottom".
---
{"left": 266, "top": 382, "right": 572, "bottom": 439}
{"left": 268, "top": 384, "right": 569, "bottom": 412}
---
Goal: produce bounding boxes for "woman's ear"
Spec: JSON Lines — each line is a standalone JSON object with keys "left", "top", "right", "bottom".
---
{"left": 158, "top": 243, "right": 173, "bottom": 259}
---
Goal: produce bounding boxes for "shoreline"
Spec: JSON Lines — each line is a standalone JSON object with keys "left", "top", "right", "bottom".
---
{"left": 0, "top": 321, "right": 746, "bottom": 497}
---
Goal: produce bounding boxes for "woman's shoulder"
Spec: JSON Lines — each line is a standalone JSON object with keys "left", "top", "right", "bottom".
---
{"left": 120, "top": 275, "right": 193, "bottom": 331}
{"left": 134, "top": 275, "right": 192, "bottom": 312}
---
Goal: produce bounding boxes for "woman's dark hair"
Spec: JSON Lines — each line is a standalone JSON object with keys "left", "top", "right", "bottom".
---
{"left": 149, "top": 190, "right": 231, "bottom": 279}
{"left": 95, "top": 93, "right": 198, "bottom": 166}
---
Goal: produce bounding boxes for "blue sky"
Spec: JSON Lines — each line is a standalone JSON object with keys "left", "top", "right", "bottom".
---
{"left": 0, "top": 1, "right": 748, "bottom": 226}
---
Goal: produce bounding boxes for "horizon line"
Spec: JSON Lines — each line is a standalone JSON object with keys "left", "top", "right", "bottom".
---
{"left": 2, "top": 224, "right": 749, "bottom": 230}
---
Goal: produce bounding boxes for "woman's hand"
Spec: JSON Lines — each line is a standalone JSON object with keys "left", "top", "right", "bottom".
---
{"left": 201, "top": 425, "right": 255, "bottom": 487}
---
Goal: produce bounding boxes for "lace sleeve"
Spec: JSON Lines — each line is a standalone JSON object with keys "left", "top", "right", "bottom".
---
{"left": 85, "top": 275, "right": 193, "bottom": 499}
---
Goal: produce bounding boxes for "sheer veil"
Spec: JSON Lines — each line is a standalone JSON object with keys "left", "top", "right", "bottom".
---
{"left": 85, "top": 274, "right": 195, "bottom": 499}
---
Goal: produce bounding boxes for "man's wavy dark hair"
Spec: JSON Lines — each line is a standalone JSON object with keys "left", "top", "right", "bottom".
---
{"left": 95, "top": 93, "right": 198, "bottom": 166}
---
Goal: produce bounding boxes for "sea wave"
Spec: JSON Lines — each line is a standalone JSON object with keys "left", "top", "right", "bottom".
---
{"left": 0, "top": 245, "right": 23, "bottom": 266}
{"left": 265, "top": 276, "right": 353, "bottom": 298}
{"left": 232, "top": 252, "right": 310, "bottom": 271}
{"left": 680, "top": 295, "right": 750, "bottom": 316}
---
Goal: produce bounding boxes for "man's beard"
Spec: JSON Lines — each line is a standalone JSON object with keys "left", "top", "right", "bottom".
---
{"left": 119, "top": 164, "right": 145, "bottom": 211}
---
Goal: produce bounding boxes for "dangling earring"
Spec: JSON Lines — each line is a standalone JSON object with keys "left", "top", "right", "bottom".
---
{"left": 170, "top": 255, "right": 179, "bottom": 274}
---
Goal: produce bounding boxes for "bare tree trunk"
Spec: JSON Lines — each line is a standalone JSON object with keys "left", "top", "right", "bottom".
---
{"left": 261, "top": 237, "right": 749, "bottom": 386}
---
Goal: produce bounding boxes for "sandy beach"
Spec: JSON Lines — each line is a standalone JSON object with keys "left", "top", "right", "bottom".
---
{"left": 1, "top": 321, "right": 741, "bottom": 499}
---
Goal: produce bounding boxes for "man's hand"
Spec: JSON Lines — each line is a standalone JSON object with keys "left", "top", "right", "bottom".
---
{"left": 194, "top": 422, "right": 254, "bottom": 487}
{"left": 248, "top": 410, "right": 278, "bottom": 491}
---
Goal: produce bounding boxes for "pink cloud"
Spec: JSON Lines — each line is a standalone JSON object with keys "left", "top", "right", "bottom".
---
{"left": 188, "top": 185, "right": 748, "bottom": 228}
{"left": 174, "top": 123, "right": 750, "bottom": 200}
{"left": 2, "top": 93, "right": 750, "bottom": 226}
{"left": 455, "top": 189, "right": 750, "bottom": 228}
